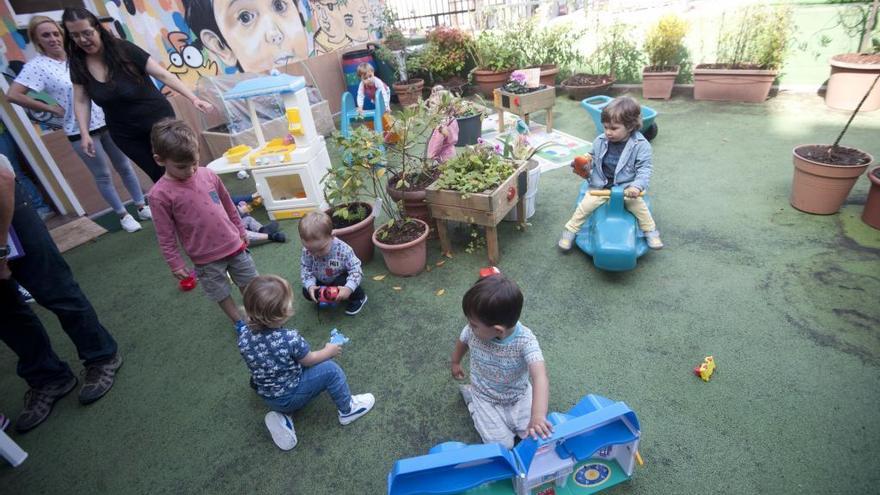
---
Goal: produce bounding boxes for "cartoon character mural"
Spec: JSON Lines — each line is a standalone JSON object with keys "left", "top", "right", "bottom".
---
{"left": 165, "top": 31, "right": 218, "bottom": 87}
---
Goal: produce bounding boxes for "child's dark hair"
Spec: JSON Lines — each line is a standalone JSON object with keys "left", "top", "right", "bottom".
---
{"left": 600, "top": 96, "right": 642, "bottom": 133}
{"left": 62, "top": 7, "right": 143, "bottom": 84}
{"left": 243, "top": 275, "right": 294, "bottom": 332}
{"left": 462, "top": 274, "right": 523, "bottom": 329}
{"left": 151, "top": 118, "right": 199, "bottom": 163}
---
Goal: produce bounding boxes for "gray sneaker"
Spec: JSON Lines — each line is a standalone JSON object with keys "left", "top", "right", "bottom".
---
{"left": 459, "top": 384, "right": 474, "bottom": 406}
{"left": 79, "top": 354, "right": 123, "bottom": 405}
{"left": 15, "top": 375, "right": 78, "bottom": 433}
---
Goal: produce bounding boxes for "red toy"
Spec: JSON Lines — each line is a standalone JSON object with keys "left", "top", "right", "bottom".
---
{"left": 179, "top": 275, "right": 197, "bottom": 291}
{"left": 479, "top": 266, "right": 501, "bottom": 278}
{"left": 316, "top": 286, "right": 340, "bottom": 308}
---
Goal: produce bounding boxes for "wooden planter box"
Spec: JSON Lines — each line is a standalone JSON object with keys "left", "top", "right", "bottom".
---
{"left": 493, "top": 86, "right": 556, "bottom": 133}
{"left": 426, "top": 161, "right": 528, "bottom": 263}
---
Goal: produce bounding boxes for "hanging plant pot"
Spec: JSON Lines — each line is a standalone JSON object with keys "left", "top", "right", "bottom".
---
{"left": 393, "top": 78, "right": 424, "bottom": 107}
{"left": 455, "top": 114, "right": 482, "bottom": 146}
{"left": 372, "top": 219, "right": 429, "bottom": 276}
{"left": 862, "top": 167, "right": 880, "bottom": 229}
{"left": 642, "top": 66, "right": 679, "bottom": 100}
{"left": 790, "top": 145, "right": 872, "bottom": 214}
{"left": 825, "top": 54, "right": 880, "bottom": 112}
{"left": 328, "top": 202, "right": 375, "bottom": 263}
{"left": 472, "top": 69, "right": 513, "bottom": 98}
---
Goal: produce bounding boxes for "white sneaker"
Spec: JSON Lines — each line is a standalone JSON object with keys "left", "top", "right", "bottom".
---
{"left": 120, "top": 213, "right": 142, "bottom": 233}
{"left": 137, "top": 205, "right": 152, "bottom": 221}
{"left": 645, "top": 230, "right": 664, "bottom": 250}
{"left": 264, "top": 411, "right": 298, "bottom": 451}
{"left": 558, "top": 230, "right": 575, "bottom": 250}
{"left": 338, "top": 393, "right": 375, "bottom": 425}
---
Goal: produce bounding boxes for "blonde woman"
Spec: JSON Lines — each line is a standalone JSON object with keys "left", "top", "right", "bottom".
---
{"left": 7, "top": 15, "right": 148, "bottom": 232}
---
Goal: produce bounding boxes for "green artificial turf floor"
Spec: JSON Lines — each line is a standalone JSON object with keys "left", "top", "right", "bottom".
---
{"left": 2, "top": 91, "right": 879, "bottom": 494}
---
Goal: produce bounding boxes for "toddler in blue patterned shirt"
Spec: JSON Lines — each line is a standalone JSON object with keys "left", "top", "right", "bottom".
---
{"left": 298, "top": 211, "right": 367, "bottom": 315}
{"left": 238, "top": 275, "right": 375, "bottom": 451}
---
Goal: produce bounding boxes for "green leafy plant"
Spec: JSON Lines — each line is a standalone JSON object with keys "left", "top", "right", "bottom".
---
{"left": 408, "top": 26, "right": 473, "bottom": 84}
{"left": 506, "top": 18, "right": 584, "bottom": 80}
{"left": 434, "top": 142, "right": 517, "bottom": 196}
{"left": 329, "top": 125, "right": 419, "bottom": 242}
{"left": 326, "top": 126, "right": 385, "bottom": 223}
{"left": 644, "top": 15, "right": 689, "bottom": 70}
{"left": 468, "top": 30, "right": 520, "bottom": 72}
{"left": 384, "top": 100, "right": 445, "bottom": 190}
{"left": 590, "top": 22, "right": 644, "bottom": 83}
{"left": 715, "top": 5, "right": 794, "bottom": 70}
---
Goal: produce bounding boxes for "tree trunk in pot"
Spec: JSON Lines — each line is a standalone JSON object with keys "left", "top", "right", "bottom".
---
{"left": 386, "top": 183, "right": 437, "bottom": 239}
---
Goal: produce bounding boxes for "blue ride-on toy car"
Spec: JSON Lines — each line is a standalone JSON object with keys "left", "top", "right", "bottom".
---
{"left": 573, "top": 184, "right": 652, "bottom": 272}
{"left": 581, "top": 95, "right": 658, "bottom": 141}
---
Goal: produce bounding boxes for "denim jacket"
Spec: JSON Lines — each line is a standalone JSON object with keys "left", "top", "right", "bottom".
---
{"left": 588, "top": 131, "right": 653, "bottom": 191}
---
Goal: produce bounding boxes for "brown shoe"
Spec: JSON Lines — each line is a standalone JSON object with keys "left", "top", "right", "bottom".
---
{"left": 79, "top": 354, "right": 123, "bottom": 405}
{"left": 15, "top": 375, "right": 78, "bottom": 433}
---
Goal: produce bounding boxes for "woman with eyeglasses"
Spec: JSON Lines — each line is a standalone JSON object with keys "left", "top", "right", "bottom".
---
{"left": 62, "top": 7, "right": 213, "bottom": 183}
{"left": 7, "top": 16, "right": 150, "bottom": 232}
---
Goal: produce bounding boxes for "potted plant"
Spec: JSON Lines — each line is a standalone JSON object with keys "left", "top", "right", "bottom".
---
{"left": 825, "top": 1, "right": 880, "bottom": 111}
{"left": 642, "top": 15, "right": 689, "bottom": 100}
{"left": 563, "top": 22, "right": 642, "bottom": 100}
{"left": 326, "top": 126, "right": 385, "bottom": 262}
{"left": 694, "top": 5, "right": 793, "bottom": 103}
{"left": 444, "top": 94, "right": 487, "bottom": 146}
{"left": 495, "top": 129, "right": 555, "bottom": 222}
{"left": 426, "top": 142, "right": 528, "bottom": 262}
{"left": 515, "top": 19, "right": 583, "bottom": 87}
{"left": 382, "top": 101, "right": 445, "bottom": 237}
{"left": 469, "top": 30, "right": 520, "bottom": 98}
{"left": 407, "top": 26, "right": 473, "bottom": 91}
{"left": 790, "top": 75, "right": 877, "bottom": 214}
{"left": 331, "top": 125, "right": 429, "bottom": 275}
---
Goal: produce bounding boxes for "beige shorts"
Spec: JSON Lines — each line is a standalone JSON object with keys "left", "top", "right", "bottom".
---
{"left": 468, "top": 385, "right": 532, "bottom": 449}
{"left": 194, "top": 249, "right": 258, "bottom": 302}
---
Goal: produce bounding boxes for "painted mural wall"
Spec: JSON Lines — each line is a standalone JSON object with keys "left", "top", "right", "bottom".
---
{"left": 0, "top": 0, "right": 381, "bottom": 90}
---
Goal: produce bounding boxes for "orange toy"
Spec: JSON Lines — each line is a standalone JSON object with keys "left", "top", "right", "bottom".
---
{"left": 572, "top": 155, "right": 592, "bottom": 179}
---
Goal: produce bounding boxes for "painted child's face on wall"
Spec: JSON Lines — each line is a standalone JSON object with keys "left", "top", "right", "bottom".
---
{"left": 213, "top": 0, "right": 308, "bottom": 72}
{"left": 312, "top": 0, "right": 347, "bottom": 42}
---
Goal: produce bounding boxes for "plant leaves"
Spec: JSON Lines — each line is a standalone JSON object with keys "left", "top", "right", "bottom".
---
{"left": 435, "top": 260, "right": 446, "bottom": 267}
{"left": 436, "top": 289, "right": 445, "bottom": 296}
{"left": 372, "top": 274, "right": 386, "bottom": 281}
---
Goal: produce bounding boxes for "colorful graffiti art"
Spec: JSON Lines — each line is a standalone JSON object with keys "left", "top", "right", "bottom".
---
{"left": 165, "top": 31, "right": 218, "bottom": 87}
{"left": 308, "top": 0, "right": 376, "bottom": 54}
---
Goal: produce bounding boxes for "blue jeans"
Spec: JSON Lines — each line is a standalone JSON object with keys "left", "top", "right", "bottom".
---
{"left": 262, "top": 360, "right": 352, "bottom": 414}
{"left": 0, "top": 182, "right": 117, "bottom": 387}
{"left": 71, "top": 130, "right": 145, "bottom": 214}
{"left": 0, "top": 127, "right": 50, "bottom": 214}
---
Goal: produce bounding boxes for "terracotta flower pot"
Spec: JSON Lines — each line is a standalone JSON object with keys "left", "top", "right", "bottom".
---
{"left": 790, "top": 145, "right": 872, "bottom": 215}
{"left": 393, "top": 78, "right": 424, "bottom": 107}
{"left": 825, "top": 54, "right": 880, "bottom": 112}
{"left": 693, "top": 66, "right": 777, "bottom": 103}
{"left": 642, "top": 66, "right": 679, "bottom": 100}
{"left": 328, "top": 202, "right": 375, "bottom": 263}
{"left": 372, "top": 218, "right": 429, "bottom": 276}
{"left": 561, "top": 74, "right": 614, "bottom": 101}
{"left": 530, "top": 64, "right": 559, "bottom": 87}
{"left": 473, "top": 69, "right": 513, "bottom": 98}
{"left": 386, "top": 181, "right": 437, "bottom": 239}
{"left": 862, "top": 167, "right": 880, "bottom": 229}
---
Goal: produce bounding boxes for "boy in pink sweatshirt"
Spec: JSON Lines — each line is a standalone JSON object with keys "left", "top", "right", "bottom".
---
{"left": 148, "top": 119, "right": 258, "bottom": 331}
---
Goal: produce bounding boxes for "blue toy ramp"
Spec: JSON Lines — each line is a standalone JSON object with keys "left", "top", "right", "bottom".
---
{"left": 580, "top": 95, "right": 658, "bottom": 141}
{"left": 340, "top": 91, "right": 386, "bottom": 138}
{"left": 387, "top": 442, "right": 520, "bottom": 495}
{"left": 574, "top": 184, "right": 650, "bottom": 272}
